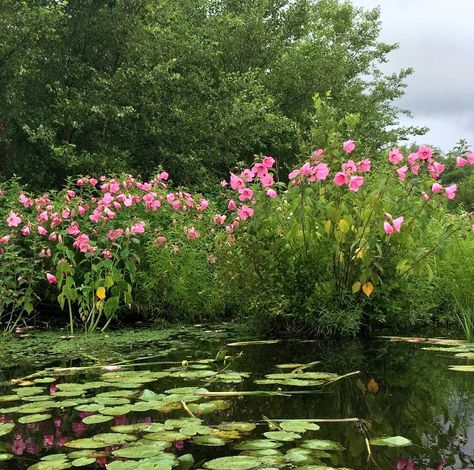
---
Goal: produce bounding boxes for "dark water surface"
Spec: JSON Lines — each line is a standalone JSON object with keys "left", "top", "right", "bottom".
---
{"left": 0, "top": 325, "right": 473, "bottom": 469}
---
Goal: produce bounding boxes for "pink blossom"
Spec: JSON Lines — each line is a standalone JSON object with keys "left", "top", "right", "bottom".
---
{"left": 422, "top": 192, "right": 430, "bottom": 201}
{"left": 384, "top": 221, "right": 394, "bottom": 235}
{"left": 445, "top": 184, "right": 457, "bottom": 200}
{"left": 19, "top": 194, "right": 33, "bottom": 207}
{"left": 213, "top": 214, "right": 227, "bottom": 224}
{"left": 7, "top": 211, "right": 22, "bottom": 227}
{"left": 266, "top": 189, "right": 277, "bottom": 198}
{"left": 333, "top": 172, "right": 348, "bottom": 186}
{"left": 260, "top": 174, "right": 274, "bottom": 187}
{"left": 396, "top": 165, "right": 408, "bottom": 181}
{"left": 67, "top": 223, "right": 81, "bottom": 236}
{"left": 407, "top": 153, "right": 419, "bottom": 165}
{"left": 154, "top": 236, "right": 167, "bottom": 247}
{"left": 431, "top": 183, "right": 443, "bottom": 193}
{"left": 0, "top": 235, "right": 10, "bottom": 244}
{"left": 89, "top": 178, "right": 98, "bottom": 186}
{"left": 101, "top": 250, "right": 113, "bottom": 259}
{"left": 160, "top": 171, "right": 169, "bottom": 181}
{"left": 37, "top": 226, "right": 48, "bottom": 236}
{"left": 396, "top": 459, "right": 406, "bottom": 470}
{"left": 76, "top": 178, "right": 84, "bottom": 187}
{"left": 411, "top": 164, "right": 420, "bottom": 175}
{"left": 131, "top": 221, "right": 145, "bottom": 234}
{"left": 230, "top": 173, "right": 245, "bottom": 190}
{"left": 238, "top": 187, "right": 254, "bottom": 201}
{"left": 343, "top": 139, "right": 356, "bottom": 153}
{"left": 300, "top": 162, "right": 312, "bottom": 175}
{"left": 392, "top": 216, "right": 404, "bottom": 233}
{"left": 49, "top": 232, "right": 58, "bottom": 242}
{"left": 288, "top": 169, "right": 300, "bottom": 180}
{"left": 406, "top": 459, "right": 415, "bottom": 470}
{"left": 262, "top": 156, "right": 275, "bottom": 168}
{"left": 43, "top": 434, "right": 54, "bottom": 447}
{"left": 357, "top": 158, "right": 371, "bottom": 173}
{"left": 21, "top": 226, "right": 31, "bottom": 236}
{"left": 467, "top": 153, "right": 474, "bottom": 164}
{"left": 228, "top": 200, "right": 237, "bottom": 211}
{"left": 197, "top": 199, "right": 209, "bottom": 211}
{"left": 46, "top": 273, "right": 57, "bottom": 284}
{"left": 220, "top": 179, "right": 228, "bottom": 188}
{"left": 73, "top": 233, "right": 91, "bottom": 253}
{"left": 388, "top": 148, "right": 404, "bottom": 165}
{"left": 417, "top": 145, "right": 432, "bottom": 160}
{"left": 185, "top": 227, "right": 200, "bottom": 239}
{"left": 342, "top": 159, "right": 357, "bottom": 174}
{"left": 67, "top": 190, "right": 76, "bottom": 198}
{"left": 37, "top": 211, "right": 49, "bottom": 222}
{"left": 456, "top": 156, "right": 468, "bottom": 167}
{"left": 237, "top": 205, "right": 254, "bottom": 220}
{"left": 240, "top": 169, "right": 255, "bottom": 183}
{"left": 310, "top": 163, "right": 330, "bottom": 181}
{"left": 251, "top": 163, "right": 268, "bottom": 178}
{"left": 348, "top": 176, "right": 364, "bottom": 192}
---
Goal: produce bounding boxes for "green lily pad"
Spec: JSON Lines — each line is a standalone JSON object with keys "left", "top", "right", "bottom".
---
{"left": 369, "top": 436, "right": 412, "bottom": 447}
{"left": 0, "top": 395, "right": 19, "bottom": 402}
{"left": 0, "top": 453, "right": 13, "bottom": 461}
{"left": 28, "top": 461, "right": 72, "bottom": 470}
{"left": 93, "top": 397, "right": 130, "bottom": 406}
{"left": 234, "top": 440, "right": 283, "bottom": 450}
{"left": 217, "top": 422, "right": 256, "bottom": 433}
{"left": 18, "top": 413, "right": 51, "bottom": 424}
{"left": 82, "top": 414, "right": 113, "bottom": 425}
{"left": 112, "top": 443, "right": 168, "bottom": 458}
{"left": 144, "top": 431, "right": 188, "bottom": 442}
{"left": 111, "top": 423, "right": 171, "bottom": 434}
{"left": 264, "top": 431, "right": 301, "bottom": 441}
{"left": 92, "top": 433, "right": 137, "bottom": 445}
{"left": 203, "top": 455, "right": 261, "bottom": 470}
{"left": 41, "top": 454, "right": 68, "bottom": 461}
{"left": 301, "top": 439, "right": 343, "bottom": 451}
{"left": 13, "top": 387, "right": 45, "bottom": 397}
{"left": 34, "top": 378, "right": 57, "bottom": 384}
{"left": 75, "top": 404, "right": 104, "bottom": 413}
{"left": 71, "top": 457, "right": 96, "bottom": 467}
{"left": 100, "top": 405, "right": 133, "bottom": 416}
{"left": 192, "top": 435, "right": 228, "bottom": 446}
{"left": 0, "top": 423, "right": 15, "bottom": 436}
{"left": 280, "top": 421, "right": 320, "bottom": 432}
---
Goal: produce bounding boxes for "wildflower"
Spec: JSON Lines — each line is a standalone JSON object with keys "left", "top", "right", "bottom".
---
{"left": 237, "top": 205, "right": 254, "bottom": 220}
{"left": 396, "top": 165, "right": 408, "bottom": 181}
{"left": 357, "top": 158, "right": 371, "bottom": 173}
{"left": 342, "top": 159, "right": 357, "bottom": 174}
{"left": 131, "top": 221, "right": 145, "bottom": 234}
{"left": 21, "top": 226, "right": 31, "bottom": 236}
{"left": 266, "top": 189, "right": 277, "bottom": 198}
{"left": 213, "top": 214, "right": 227, "bottom": 224}
{"left": 262, "top": 156, "right": 275, "bottom": 168}
{"left": 333, "top": 172, "right": 348, "bottom": 186}
{"left": 445, "top": 184, "right": 457, "bottom": 200}
{"left": 185, "top": 227, "right": 200, "bottom": 239}
{"left": 7, "top": 211, "right": 22, "bottom": 227}
{"left": 46, "top": 273, "right": 57, "bottom": 284}
{"left": 238, "top": 187, "right": 253, "bottom": 201}
{"left": 240, "top": 169, "right": 255, "bottom": 182}
{"left": 388, "top": 148, "right": 403, "bottom": 165}
{"left": 310, "top": 163, "right": 330, "bottom": 181}
{"left": 37, "top": 226, "right": 48, "bottom": 236}
{"left": 348, "top": 175, "right": 364, "bottom": 192}
{"left": 431, "top": 183, "right": 443, "bottom": 193}
{"left": 228, "top": 200, "right": 237, "bottom": 211}
{"left": 467, "top": 153, "right": 474, "bottom": 164}
{"left": 343, "top": 139, "right": 356, "bottom": 153}
{"left": 0, "top": 235, "right": 10, "bottom": 244}
{"left": 154, "top": 236, "right": 167, "bottom": 247}
{"left": 260, "top": 174, "right": 274, "bottom": 187}
{"left": 19, "top": 194, "right": 33, "bottom": 207}
{"left": 230, "top": 173, "right": 245, "bottom": 190}
{"left": 251, "top": 163, "right": 268, "bottom": 178}
{"left": 417, "top": 145, "right": 432, "bottom": 160}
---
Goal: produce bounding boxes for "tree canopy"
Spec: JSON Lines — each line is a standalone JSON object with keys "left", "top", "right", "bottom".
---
{"left": 0, "top": 0, "right": 422, "bottom": 188}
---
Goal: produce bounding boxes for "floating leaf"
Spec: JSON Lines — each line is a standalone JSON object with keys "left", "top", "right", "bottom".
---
{"left": 192, "top": 435, "right": 228, "bottom": 446}
{"left": 369, "top": 436, "right": 412, "bottom": 447}
{"left": 280, "top": 421, "right": 320, "bottom": 433}
{"left": 18, "top": 414, "right": 51, "bottom": 424}
{"left": 227, "top": 340, "right": 280, "bottom": 347}
{"left": 301, "top": 439, "right": 343, "bottom": 451}
{"left": 0, "top": 453, "right": 13, "bottom": 461}
{"left": 28, "top": 461, "right": 72, "bottom": 470}
{"left": 144, "top": 431, "right": 188, "bottom": 442}
{"left": 112, "top": 443, "right": 168, "bottom": 458}
{"left": 203, "top": 455, "right": 261, "bottom": 470}
{"left": 71, "top": 457, "right": 96, "bottom": 467}
{"left": 217, "top": 422, "right": 256, "bottom": 433}
{"left": 234, "top": 440, "right": 283, "bottom": 451}
{"left": 264, "top": 431, "right": 301, "bottom": 442}
{"left": 82, "top": 414, "right": 113, "bottom": 425}
{"left": 0, "top": 423, "right": 15, "bottom": 436}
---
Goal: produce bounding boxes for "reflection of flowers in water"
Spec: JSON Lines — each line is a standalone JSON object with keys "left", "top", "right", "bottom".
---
{"left": 26, "top": 437, "right": 38, "bottom": 455}
{"left": 11, "top": 434, "right": 26, "bottom": 456}
{"left": 72, "top": 421, "right": 86, "bottom": 435}
{"left": 43, "top": 434, "right": 54, "bottom": 447}
{"left": 114, "top": 415, "right": 129, "bottom": 426}
{"left": 397, "top": 457, "right": 446, "bottom": 470}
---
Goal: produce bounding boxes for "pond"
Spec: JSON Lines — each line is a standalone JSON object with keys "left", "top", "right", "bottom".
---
{"left": 0, "top": 324, "right": 473, "bottom": 470}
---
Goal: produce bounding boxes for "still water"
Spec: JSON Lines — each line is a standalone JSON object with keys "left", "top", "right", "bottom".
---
{"left": 0, "top": 325, "right": 473, "bottom": 469}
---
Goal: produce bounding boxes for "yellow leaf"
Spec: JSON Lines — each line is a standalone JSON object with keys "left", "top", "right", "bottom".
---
{"left": 362, "top": 282, "right": 374, "bottom": 297}
{"left": 367, "top": 377, "right": 379, "bottom": 393}
{"left": 324, "top": 220, "right": 332, "bottom": 234}
{"left": 352, "top": 281, "right": 362, "bottom": 294}
{"left": 96, "top": 287, "right": 106, "bottom": 300}
{"left": 338, "top": 218, "right": 350, "bottom": 234}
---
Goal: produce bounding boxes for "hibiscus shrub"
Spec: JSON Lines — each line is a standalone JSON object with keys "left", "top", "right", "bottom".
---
{"left": 0, "top": 172, "right": 223, "bottom": 333}
{"left": 215, "top": 134, "right": 474, "bottom": 335}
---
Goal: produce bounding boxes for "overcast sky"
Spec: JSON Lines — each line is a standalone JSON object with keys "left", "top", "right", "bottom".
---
{"left": 351, "top": 0, "right": 474, "bottom": 151}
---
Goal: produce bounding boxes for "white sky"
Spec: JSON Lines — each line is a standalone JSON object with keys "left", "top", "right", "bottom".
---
{"left": 351, "top": 0, "right": 474, "bottom": 151}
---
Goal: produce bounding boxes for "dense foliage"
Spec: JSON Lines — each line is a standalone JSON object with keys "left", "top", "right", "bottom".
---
{"left": 0, "top": 0, "right": 423, "bottom": 189}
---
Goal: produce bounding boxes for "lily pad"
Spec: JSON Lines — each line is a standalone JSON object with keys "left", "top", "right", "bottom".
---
{"left": 280, "top": 421, "right": 320, "bottom": 432}
{"left": 192, "top": 435, "right": 228, "bottom": 446}
{"left": 71, "top": 457, "right": 96, "bottom": 467}
{"left": 217, "top": 422, "right": 256, "bottom": 433}
{"left": 203, "top": 455, "right": 261, "bottom": 470}
{"left": 264, "top": 431, "right": 301, "bottom": 442}
{"left": 18, "top": 413, "right": 51, "bottom": 424}
{"left": 82, "top": 414, "right": 113, "bottom": 425}
{"left": 234, "top": 440, "right": 283, "bottom": 451}
{"left": 0, "top": 423, "right": 15, "bottom": 436}
{"left": 112, "top": 443, "right": 168, "bottom": 458}
{"left": 369, "top": 436, "right": 412, "bottom": 447}
{"left": 144, "top": 431, "right": 188, "bottom": 442}
{"left": 28, "top": 462, "right": 72, "bottom": 470}
{"left": 301, "top": 439, "right": 343, "bottom": 451}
